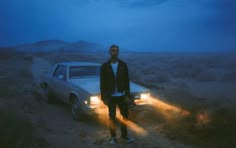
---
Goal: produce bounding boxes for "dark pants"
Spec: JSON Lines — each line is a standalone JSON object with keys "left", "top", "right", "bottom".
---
{"left": 108, "top": 96, "right": 129, "bottom": 138}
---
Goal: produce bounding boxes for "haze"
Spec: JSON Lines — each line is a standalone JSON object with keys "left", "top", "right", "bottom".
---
{"left": 1, "top": 0, "right": 236, "bottom": 52}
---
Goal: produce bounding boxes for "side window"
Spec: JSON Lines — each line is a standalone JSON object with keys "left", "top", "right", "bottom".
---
{"left": 53, "top": 65, "right": 67, "bottom": 80}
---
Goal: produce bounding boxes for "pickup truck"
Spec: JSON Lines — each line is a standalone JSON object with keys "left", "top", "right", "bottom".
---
{"left": 40, "top": 62, "right": 151, "bottom": 120}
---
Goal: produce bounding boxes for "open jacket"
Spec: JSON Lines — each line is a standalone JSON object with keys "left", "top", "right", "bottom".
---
{"left": 100, "top": 59, "right": 130, "bottom": 103}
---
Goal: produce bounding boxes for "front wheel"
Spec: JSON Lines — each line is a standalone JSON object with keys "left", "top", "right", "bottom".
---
{"left": 71, "top": 97, "right": 85, "bottom": 121}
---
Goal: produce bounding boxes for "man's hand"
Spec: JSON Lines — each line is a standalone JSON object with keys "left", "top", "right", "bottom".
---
{"left": 124, "top": 96, "right": 131, "bottom": 104}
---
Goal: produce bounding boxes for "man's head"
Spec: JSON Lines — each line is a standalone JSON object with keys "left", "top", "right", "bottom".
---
{"left": 109, "top": 44, "right": 119, "bottom": 61}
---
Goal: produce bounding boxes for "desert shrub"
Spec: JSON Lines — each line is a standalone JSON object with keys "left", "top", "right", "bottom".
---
{"left": 221, "top": 70, "right": 236, "bottom": 81}
{"left": 0, "top": 48, "right": 18, "bottom": 60}
{"left": 201, "top": 59, "right": 219, "bottom": 68}
{"left": 171, "top": 70, "right": 195, "bottom": 79}
{"left": 141, "top": 66, "right": 156, "bottom": 75}
{"left": 0, "top": 86, "right": 10, "bottom": 97}
{"left": 159, "top": 103, "right": 236, "bottom": 148}
{"left": 134, "top": 62, "right": 171, "bottom": 83}
{"left": 141, "top": 71, "right": 170, "bottom": 83}
{"left": 0, "top": 107, "right": 49, "bottom": 148}
{"left": 171, "top": 64, "right": 204, "bottom": 79}
{"left": 23, "top": 55, "right": 33, "bottom": 61}
{"left": 193, "top": 70, "right": 218, "bottom": 81}
{"left": 171, "top": 59, "right": 195, "bottom": 69}
{"left": 18, "top": 65, "right": 33, "bottom": 79}
{"left": 158, "top": 85, "right": 197, "bottom": 108}
{"left": 0, "top": 76, "right": 15, "bottom": 97}
{"left": 171, "top": 80, "right": 189, "bottom": 88}
{"left": 10, "top": 59, "right": 33, "bottom": 80}
{"left": 129, "top": 67, "right": 140, "bottom": 80}
{"left": 155, "top": 72, "right": 171, "bottom": 83}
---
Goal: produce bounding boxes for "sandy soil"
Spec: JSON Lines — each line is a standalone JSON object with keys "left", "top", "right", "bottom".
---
{"left": 1, "top": 51, "right": 236, "bottom": 148}
{"left": 29, "top": 56, "right": 190, "bottom": 148}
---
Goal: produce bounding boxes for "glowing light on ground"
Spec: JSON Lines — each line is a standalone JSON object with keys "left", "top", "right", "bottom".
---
{"left": 196, "top": 111, "right": 211, "bottom": 126}
{"left": 117, "top": 113, "right": 148, "bottom": 136}
{"left": 94, "top": 104, "right": 148, "bottom": 136}
{"left": 94, "top": 96, "right": 191, "bottom": 136}
{"left": 94, "top": 105, "right": 109, "bottom": 126}
{"left": 149, "top": 96, "right": 190, "bottom": 119}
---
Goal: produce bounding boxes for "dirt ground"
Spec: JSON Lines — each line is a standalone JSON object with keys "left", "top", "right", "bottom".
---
{"left": 1, "top": 51, "right": 236, "bottom": 148}
{"left": 30, "top": 56, "right": 190, "bottom": 148}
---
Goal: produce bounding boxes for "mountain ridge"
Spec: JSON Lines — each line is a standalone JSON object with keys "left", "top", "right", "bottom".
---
{"left": 0, "top": 40, "right": 107, "bottom": 53}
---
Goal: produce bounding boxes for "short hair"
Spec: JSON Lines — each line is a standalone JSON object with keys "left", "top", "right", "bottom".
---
{"left": 109, "top": 44, "right": 119, "bottom": 50}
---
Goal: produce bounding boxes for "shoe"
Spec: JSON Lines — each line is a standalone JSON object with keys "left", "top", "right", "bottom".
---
{"left": 109, "top": 137, "right": 116, "bottom": 144}
{"left": 122, "top": 137, "right": 135, "bottom": 143}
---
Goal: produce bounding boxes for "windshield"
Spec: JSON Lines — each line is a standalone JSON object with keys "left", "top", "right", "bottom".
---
{"left": 69, "top": 66, "right": 100, "bottom": 79}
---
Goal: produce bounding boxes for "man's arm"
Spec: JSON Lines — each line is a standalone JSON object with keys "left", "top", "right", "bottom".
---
{"left": 124, "top": 63, "right": 136, "bottom": 107}
{"left": 100, "top": 64, "right": 109, "bottom": 105}
{"left": 124, "top": 63, "right": 130, "bottom": 98}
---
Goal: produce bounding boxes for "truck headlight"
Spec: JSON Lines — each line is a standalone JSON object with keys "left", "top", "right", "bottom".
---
{"left": 140, "top": 92, "right": 150, "bottom": 101}
{"left": 90, "top": 96, "right": 100, "bottom": 105}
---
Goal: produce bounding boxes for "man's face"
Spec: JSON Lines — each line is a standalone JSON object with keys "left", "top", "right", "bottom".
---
{"left": 109, "top": 47, "right": 119, "bottom": 59}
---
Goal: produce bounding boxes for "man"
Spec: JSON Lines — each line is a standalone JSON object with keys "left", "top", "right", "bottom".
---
{"left": 100, "top": 44, "right": 134, "bottom": 144}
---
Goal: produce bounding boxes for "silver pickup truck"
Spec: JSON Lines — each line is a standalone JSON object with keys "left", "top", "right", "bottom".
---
{"left": 40, "top": 62, "right": 151, "bottom": 120}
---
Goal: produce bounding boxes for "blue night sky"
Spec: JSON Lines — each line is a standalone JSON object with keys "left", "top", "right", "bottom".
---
{"left": 0, "top": 0, "right": 236, "bottom": 52}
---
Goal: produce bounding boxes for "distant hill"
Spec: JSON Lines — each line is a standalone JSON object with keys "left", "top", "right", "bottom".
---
{"left": 7, "top": 40, "right": 107, "bottom": 53}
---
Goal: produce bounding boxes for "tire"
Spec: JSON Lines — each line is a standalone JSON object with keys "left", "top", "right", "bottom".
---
{"left": 70, "top": 96, "right": 85, "bottom": 121}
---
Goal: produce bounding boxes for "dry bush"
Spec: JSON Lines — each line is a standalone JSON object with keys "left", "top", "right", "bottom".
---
{"left": 158, "top": 85, "right": 198, "bottom": 109}
{"left": 129, "top": 67, "right": 140, "bottom": 81}
{"left": 162, "top": 105, "right": 236, "bottom": 148}
{"left": 170, "top": 64, "right": 204, "bottom": 79}
{"left": 23, "top": 55, "right": 33, "bottom": 62}
{"left": 193, "top": 69, "right": 219, "bottom": 81}
{"left": 171, "top": 70, "right": 197, "bottom": 79}
{"left": 128, "top": 59, "right": 171, "bottom": 83}
{"left": 0, "top": 52, "right": 49, "bottom": 148}
{"left": 0, "top": 53, "right": 33, "bottom": 98}
{"left": 221, "top": 70, "right": 236, "bottom": 81}
{"left": 0, "top": 107, "right": 49, "bottom": 148}
{"left": 155, "top": 72, "right": 171, "bottom": 83}
{"left": 0, "top": 48, "right": 18, "bottom": 60}
{"left": 151, "top": 79, "right": 236, "bottom": 147}
{"left": 0, "top": 80, "right": 11, "bottom": 97}
{"left": 143, "top": 72, "right": 171, "bottom": 83}
{"left": 171, "top": 59, "right": 195, "bottom": 69}
{"left": 18, "top": 64, "right": 33, "bottom": 79}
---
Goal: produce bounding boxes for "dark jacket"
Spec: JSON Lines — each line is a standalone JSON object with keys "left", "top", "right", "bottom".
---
{"left": 100, "top": 59, "right": 130, "bottom": 103}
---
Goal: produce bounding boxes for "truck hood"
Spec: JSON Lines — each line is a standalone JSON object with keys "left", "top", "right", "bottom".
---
{"left": 68, "top": 78, "right": 149, "bottom": 94}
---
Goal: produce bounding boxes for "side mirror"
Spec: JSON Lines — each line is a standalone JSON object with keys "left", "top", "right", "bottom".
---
{"left": 58, "top": 75, "right": 64, "bottom": 79}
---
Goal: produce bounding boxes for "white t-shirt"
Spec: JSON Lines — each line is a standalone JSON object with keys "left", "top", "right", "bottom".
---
{"left": 111, "top": 62, "right": 118, "bottom": 77}
{"left": 111, "top": 62, "right": 125, "bottom": 96}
